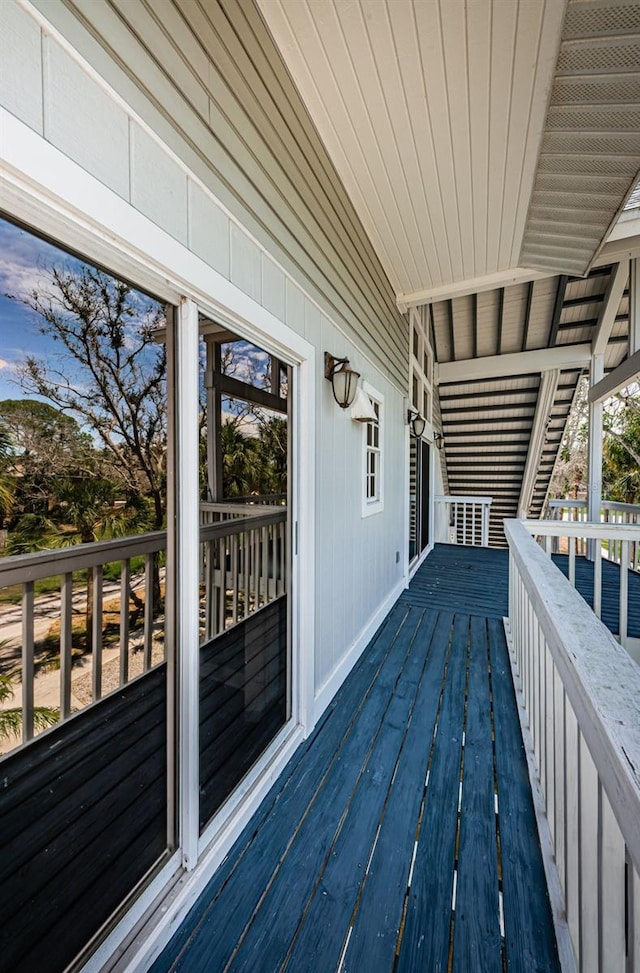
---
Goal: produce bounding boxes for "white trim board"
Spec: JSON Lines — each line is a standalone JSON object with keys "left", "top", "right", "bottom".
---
{"left": 312, "top": 575, "right": 405, "bottom": 728}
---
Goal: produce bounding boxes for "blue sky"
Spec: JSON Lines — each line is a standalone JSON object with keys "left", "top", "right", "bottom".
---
{"left": 0, "top": 217, "right": 84, "bottom": 401}
{"left": 0, "top": 215, "right": 281, "bottom": 425}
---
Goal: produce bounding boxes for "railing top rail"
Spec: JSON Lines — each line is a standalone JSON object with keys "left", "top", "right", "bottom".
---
{"left": 603, "top": 500, "right": 640, "bottom": 514}
{"left": 548, "top": 498, "right": 640, "bottom": 514}
{"left": 525, "top": 519, "right": 640, "bottom": 541}
{"left": 505, "top": 518, "right": 640, "bottom": 871}
{"left": 200, "top": 508, "right": 286, "bottom": 542}
{"left": 0, "top": 506, "right": 287, "bottom": 587}
{"left": 435, "top": 495, "right": 493, "bottom": 505}
{"left": 0, "top": 530, "right": 167, "bottom": 586}
{"left": 200, "top": 502, "right": 280, "bottom": 517}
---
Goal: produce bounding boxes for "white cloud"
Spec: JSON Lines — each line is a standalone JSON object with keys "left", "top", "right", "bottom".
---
{"left": 0, "top": 359, "right": 7, "bottom": 369}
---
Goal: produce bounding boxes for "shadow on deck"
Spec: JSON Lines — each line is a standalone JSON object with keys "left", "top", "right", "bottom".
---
{"left": 153, "top": 544, "right": 560, "bottom": 972}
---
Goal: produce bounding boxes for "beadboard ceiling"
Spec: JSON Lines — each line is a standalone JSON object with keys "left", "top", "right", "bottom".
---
{"left": 258, "top": 0, "right": 640, "bottom": 308}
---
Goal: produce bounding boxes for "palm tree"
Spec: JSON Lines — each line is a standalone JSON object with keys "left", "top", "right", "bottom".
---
{"left": 0, "top": 670, "right": 59, "bottom": 743}
{"left": 0, "top": 425, "right": 15, "bottom": 528}
{"left": 7, "top": 477, "right": 151, "bottom": 654}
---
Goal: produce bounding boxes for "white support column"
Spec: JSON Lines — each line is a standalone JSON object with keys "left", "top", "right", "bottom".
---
{"left": 587, "top": 354, "right": 604, "bottom": 528}
{"left": 518, "top": 370, "right": 559, "bottom": 519}
{"left": 176, "top": 297, "right": 201, "bottom": 871}
{"left": 631, "top": 257, "right": 640, "bottom": 355}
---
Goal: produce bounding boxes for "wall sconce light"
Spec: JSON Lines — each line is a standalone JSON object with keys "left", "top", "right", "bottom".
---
{"left": 407, "top": 409, "right": 426, "bottom": 438}
{"left": 434, "top": 432, "right": 444, "bottom": 450}
{"left": 325, "top": 352, "right": 360, "bottom": 408}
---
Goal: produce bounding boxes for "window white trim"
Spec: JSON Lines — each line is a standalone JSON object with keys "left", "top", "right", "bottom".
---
{"left": 361, "top": 380, "right": 384, "bottom": 518}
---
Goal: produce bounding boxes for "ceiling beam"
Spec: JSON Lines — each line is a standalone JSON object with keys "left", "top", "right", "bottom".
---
{"left": 548, "top": 275, "right": 568, "bottom": 347}
{"left": 396, "top": 268, "right": 553, "bottom": 312}
{"left": 588, "top": 349, "right": 640, "bottom": 404}
{"left": 518, "top": 370, "right": 560, "bottom": 518}
{"left": 521, "top": 281, "right": 534, "bottom": 352}
{"left": 437, "top": 343, "right": 591, "bottom": 384}
{"left": 592, "top": 260, "right": 629, "bottom": 357}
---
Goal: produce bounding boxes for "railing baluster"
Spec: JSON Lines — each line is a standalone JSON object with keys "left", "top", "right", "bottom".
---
{"left": 620, "top": 540, "right": 629, "bottom": 647}
{"left": 600, "top": 794, "right": 627, "bottom": 970}
{"left": 22, "top": 581, "right": 35, "bottom": 742}
{"left": 218, "top": 537, "right": 226, "bottom": 632}
{"left": 120, "top": 560, "right": 130, "bottom": 685}
{"left": 593, "top": 544, "right": 602, "bottom": 619}
{"left": 554, "top": 671, "right": 566, "bottom": 900}
{"left": 253, "top": 526, "right": 259, "bottom": 611}
{"left": 144, "top": 553, "right": 153, "bottom": 670}
{"left": 261, "top": 525, "right": 268, "bottom": 607}
{"left": 280, "top": 520, "right": 286, "bottom": 595}
{"left": 579, "top": 740, "right": 599, "bottom": 973}
{"left": 564, "top": 710, "right": 579, "bottom": 958}
{"left": 92, "top": 565, "right": 103, "bottom": 701}
{"left": 568, "top": 535, "right": 576, "bottom": 586}
{"left": 243, "top": 527, "right": 250, "bottom": 619}
{"left": 204, "top": 537, "right": 212, "bottom": 640}
{"left": 60, "top": 572, "right": 73, "bottom": 719}
{"left": 231, "top": 533, "right": 239, "bottom": 624}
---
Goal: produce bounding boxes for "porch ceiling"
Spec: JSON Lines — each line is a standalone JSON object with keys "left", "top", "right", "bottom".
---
{"left": 258, "top": 0, "right": 640, "bottom": 307}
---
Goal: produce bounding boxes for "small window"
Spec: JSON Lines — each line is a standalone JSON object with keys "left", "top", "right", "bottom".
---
{"left": 413, "top": 329, "right": 419, "bottom": 361}
{"left": 362, "top": 383, "right": 383, "bottom": 517}
{"left": 412, "top": 372, "right": 419, "bottom": 409}
{"left": 423, "top": 388, "right": 432, "bottom": 422}
{"left": 423, "top": 348, "right": 432, "bottom": 383}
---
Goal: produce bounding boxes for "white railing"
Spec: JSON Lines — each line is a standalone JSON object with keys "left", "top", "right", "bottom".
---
{"left": 200, "top": 505, "right": 286, "bottom": 642}
{"left": 546, "top": 499, "right": 640, "bottom": 569}
{"left": 505, "top": 519, "right": 640, "bottom": 972}
{"left": 524, "top": 519, "right": 640, "bottom": 654}
{"left": 0, "top": 531, "right": 167, "bottom": 749}
{"left": 0, "top": 504, "right": 287, "bottom": 752}
{"left": 435, "top": 495, "right": 492, "bottom": 547}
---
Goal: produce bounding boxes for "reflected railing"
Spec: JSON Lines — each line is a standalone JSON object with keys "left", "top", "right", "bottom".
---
{"left": 0, "top": 502, "right": 286, "bottom": 752}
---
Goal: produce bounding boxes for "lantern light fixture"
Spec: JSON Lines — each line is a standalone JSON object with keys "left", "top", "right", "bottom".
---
{"left": 324, "top": 352, "right": 360, "bottom": 409}
{"left": 407, "top": 409, "right": 426, "bottom": 439}
{"left": 434, "top": 432, "right": 444, "bottom": 450}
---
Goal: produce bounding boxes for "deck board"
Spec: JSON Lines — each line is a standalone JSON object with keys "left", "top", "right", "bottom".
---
{"left": 153, "top": 547, "right": 562, "bottom": 973}
{"left": 452, "top": 615, "right": 502, "bottom": 971}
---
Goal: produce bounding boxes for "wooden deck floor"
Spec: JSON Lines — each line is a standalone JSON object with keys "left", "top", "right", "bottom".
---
{"left": 153, "top": 544, "right": 560, "bottom": 973}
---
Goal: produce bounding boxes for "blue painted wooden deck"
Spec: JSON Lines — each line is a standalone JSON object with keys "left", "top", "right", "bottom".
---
{"left": 153, "top": 544, "right": 561, "bottom": 973}
{"left": 551, "top": 553, "right": 640, "bottom": 638}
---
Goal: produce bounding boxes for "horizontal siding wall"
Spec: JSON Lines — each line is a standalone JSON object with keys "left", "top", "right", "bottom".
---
{"left": 17, "top": 0, "right": 408, "bottom": 392}
{"left": 0, "top": 0, "right": 409, "bottom": 704}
